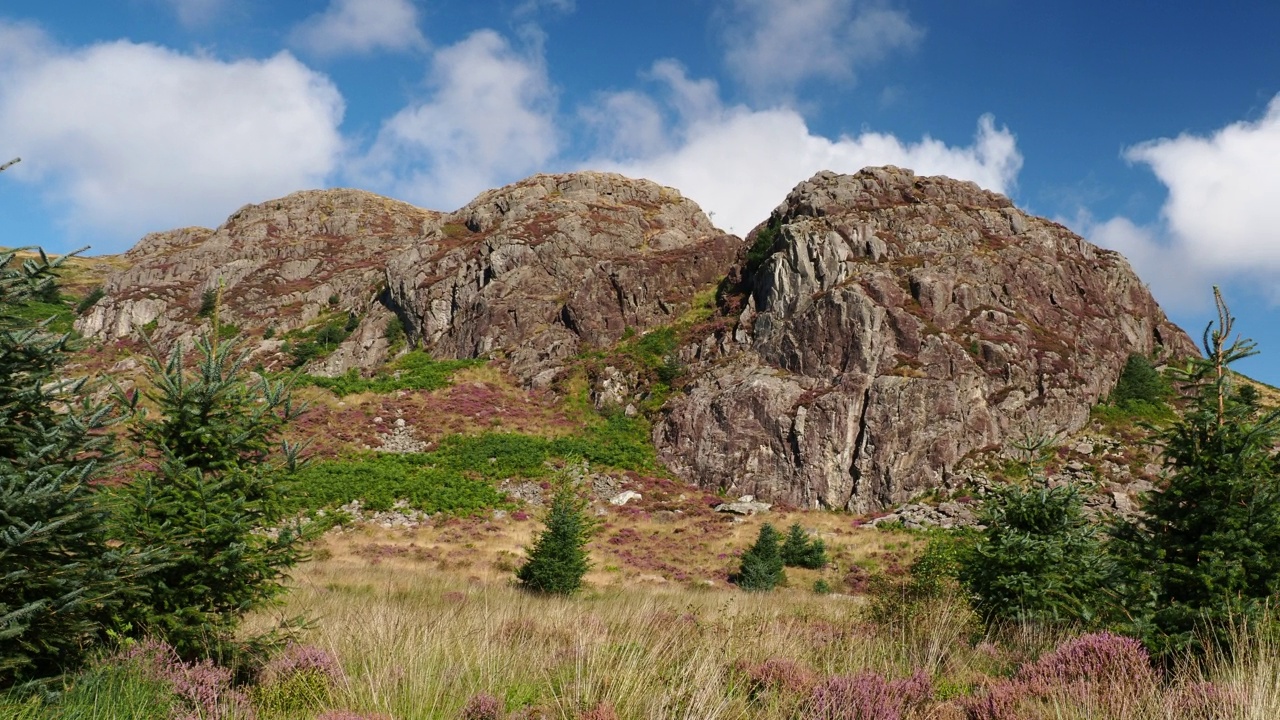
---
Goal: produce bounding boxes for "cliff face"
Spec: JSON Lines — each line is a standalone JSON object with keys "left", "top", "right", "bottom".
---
{"left": 77, "top": 167, "right": 1193, "bottom": 511}
{"left": 654, "top": 168, "right": 1194, "bottom": 511}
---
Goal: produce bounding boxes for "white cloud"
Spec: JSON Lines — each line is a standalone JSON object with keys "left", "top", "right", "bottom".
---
{"left": 719, "top": 0, "right": 922, "bottom": 98}
{"left": 514, "top": 0, "right": 575, "bottom": 17}
{"left": 1126, "top": 95, "right": 1280, "bottom": 273}
{"left": 354, "top": 30, "right": 559, "bottom": 210}
{"left": 1078, "top": 94, "right": 1280, "bottom": 309}
{"left": 584, "top": 63, "right": 1021, "bottom": 235}
{"left": 289, "top": 0, "right": 427, "bottom": 57}
{"left": 0, "top": 23, "right": 345, "bottom": 249}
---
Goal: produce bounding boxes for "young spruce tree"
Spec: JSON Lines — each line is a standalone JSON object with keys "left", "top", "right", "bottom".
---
{"left": 0, "top": 247, "right": 132, "bottom": 688}
{"left": 113, "top": 329, "right": 309, "bottom": 663}
{"left": 1113, "top": 288, "right": 1280, "bottom": 657}
{"left": 516, "top": 465, "right": 594, "bottom": 595}
{"left": 738, "top": 524, "right": 786, "bottom": 591}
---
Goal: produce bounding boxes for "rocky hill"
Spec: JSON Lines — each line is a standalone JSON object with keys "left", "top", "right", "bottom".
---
{"left": 74, "top": 167, "right": 1193, "bottom": 512}
{"left": 657, "top": 168, "right": 1193, "bottom": 510}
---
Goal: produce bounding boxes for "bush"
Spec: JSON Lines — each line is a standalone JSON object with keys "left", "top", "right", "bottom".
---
{"left": 803, "top": 670, "right": 932, "bottom": 720}
{"left": 196, "top": 289, "right": 217, "bottom": 317}
{"left": 112, "top": 334, "right": 310, "bottom": 663}
{"left": 516, "top": 467, "right": 594, "bottom": 595}
{"left": 297, "top": 350, "right": 481, "bottom": 397}
{"left": 75, "top": 285, "right": 104, "bottom": 315}
{"left": 959, "top": 481, "right": 1111, "bottom": 626}
{"left": 737, "top": 524, "right": 786, "bottom": 592}
{"left": 781, "top": 523, "right": 828, "bottom": 569}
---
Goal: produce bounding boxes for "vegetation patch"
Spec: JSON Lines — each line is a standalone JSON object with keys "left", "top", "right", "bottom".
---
{"left": 289, "top": 414, "right": 657, "bottom": 513}
{"left": 298, "top": 350, "right": 482, "bottom": 397}
{"left": 282, "top": 311, "right": 360, "bottom": 367}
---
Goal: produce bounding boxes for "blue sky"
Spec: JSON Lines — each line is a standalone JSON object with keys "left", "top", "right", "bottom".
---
{"left": 2, "top": 0, "right": 1278, "bottom": 382}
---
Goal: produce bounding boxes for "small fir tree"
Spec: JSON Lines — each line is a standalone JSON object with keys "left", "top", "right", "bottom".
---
{"left": 1110, "top": 353, "right": 1167, "bottom": 408}
{"left": 1113, "top": 288, "right": 1280, "bottom": 657}
{"left": 113, "top": 333, "right": 309, "bottom": 662}
{"left": 738, "top": 524, "right": 786, "bottom": 591}
{"left": 959, "top": 479, "right": 1111, "bottom": 626}
{"left": 780, "top": 523, "right": 828, "bottom": 569}
{"left": 0, "top": 247, "right": 135, "bottom": 688}
{"left": 516, "top": 467, "right": 593, "bottom": 595}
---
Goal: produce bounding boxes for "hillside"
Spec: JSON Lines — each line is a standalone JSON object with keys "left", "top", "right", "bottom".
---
{"left": 69, "top": 166, "right": 1192, "bottom": 515}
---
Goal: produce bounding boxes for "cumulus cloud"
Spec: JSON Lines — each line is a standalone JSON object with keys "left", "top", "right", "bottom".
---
{"left": 289, "top": 0, "right": 427, "bottom": 57}
{"left": 1126, "top": 95, "right": 1280, "bottom": 272}
{"left": 0, "top": 23, "right": 345, "bottom": 249}
{"left": 1078, "top": 94, "right": 1280, "bottom": 309}
{"left": 583, "top": 62, "right": 1021, "bottom": 235}
{"left": 354, "top": 30, "right": 559, "bottom": 210}
{"left": 719, "top": 0, "right": 922, "bottom": 98}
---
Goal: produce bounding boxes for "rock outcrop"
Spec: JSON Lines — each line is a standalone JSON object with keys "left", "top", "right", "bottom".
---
{"left": 77, "top": 188, "right": 436, "bottom": 372}
{"left": 77, "top": 172, "right": 740, "bottom": 381}
{"left": 384, "top": 172, "right": 741, "bottom": 385}
{"left": 77, "top": 166, "right": 1194, "bottom": 513}
{"left": 655, "top": 167, "right": 1195, "bottom": 512}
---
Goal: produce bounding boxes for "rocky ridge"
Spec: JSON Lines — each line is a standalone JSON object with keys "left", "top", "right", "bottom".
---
{"left": 76, "top": 167, "right": 1193, "bottom": 512}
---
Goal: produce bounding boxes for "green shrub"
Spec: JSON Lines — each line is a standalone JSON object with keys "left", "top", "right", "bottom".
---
{"left": 297, "top": 350, "right": 480, "bottom": 397}
{"left": 74, "top": 286, "right": 104, "bottom": 315}
{"left": 907, "top": 529, "right": 978, "bottom": 600}
{"left": 287, "top": 453, "right": 506, "bottom": 514}
{"left": 285, "top": 312, "right": 360, "bottom": 368}
{"left": 737, "top": 524, "right": 786, "bottom": 592}
{"left": 1109, "top": 353, "right": 1167, "bottom": 408}
{"left": 959, "top": 481, "right": 1110, "bottom": 626}
{"left": 196, "top": 289, "right": 217, "bottom": 318}
{"left": 744, "top": 217, "right": 783, "bottom": 277}
{"left": 780, "top": 523, "right": 828, "bottom": 569}
{"left": 516, "top": 470, "right": 594, "bottom": 595}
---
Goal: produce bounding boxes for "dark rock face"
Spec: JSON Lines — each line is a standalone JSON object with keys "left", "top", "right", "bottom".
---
{"left": 655, "top": 167, "right": 1194, "bottom": 511}
{"left": 384, "top": 172, "right": 742, "bottom": 385}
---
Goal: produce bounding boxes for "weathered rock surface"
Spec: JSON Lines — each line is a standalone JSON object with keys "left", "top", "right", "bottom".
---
{"left": 656, "top": 167, "right": 1195, "bottom": 512}
{"left": 79, "top": 172, "right": 740, "bottom": 382}
{"left": 76, "top": 188, "right": 436, "bottom": 372}
{"left": 384, "top": 172, "right": 741, "bottom": 384}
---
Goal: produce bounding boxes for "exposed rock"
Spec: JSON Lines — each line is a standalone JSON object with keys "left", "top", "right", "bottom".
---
{"left": 609, "top": 491, "right": 643, "bottom": 506}
{"left": 76, "top": 188, "right": 436, "bottom": 374}
{"left": 714, "top": 500, "right": 773, "bottom": 515}
{"left": 658, "top": 167, "right": 1195, "bottom": 512}
{"left": 79, "top": 173, "right": 739, "bottom": 384}
{"left": 385, "top": 172, "right": 741, "bottom": 382}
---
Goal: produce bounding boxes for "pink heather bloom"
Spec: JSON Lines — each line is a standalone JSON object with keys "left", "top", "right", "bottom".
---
{"left": 460, "top": 692, "right": 504, "bottom": 720}
{"left": 805, "top": 669, "right": 932, "bottom": 720}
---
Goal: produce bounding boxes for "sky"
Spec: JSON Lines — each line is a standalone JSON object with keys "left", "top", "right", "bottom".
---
{"left": 1, "top": 1, "right": 1278, "bottom": 382}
